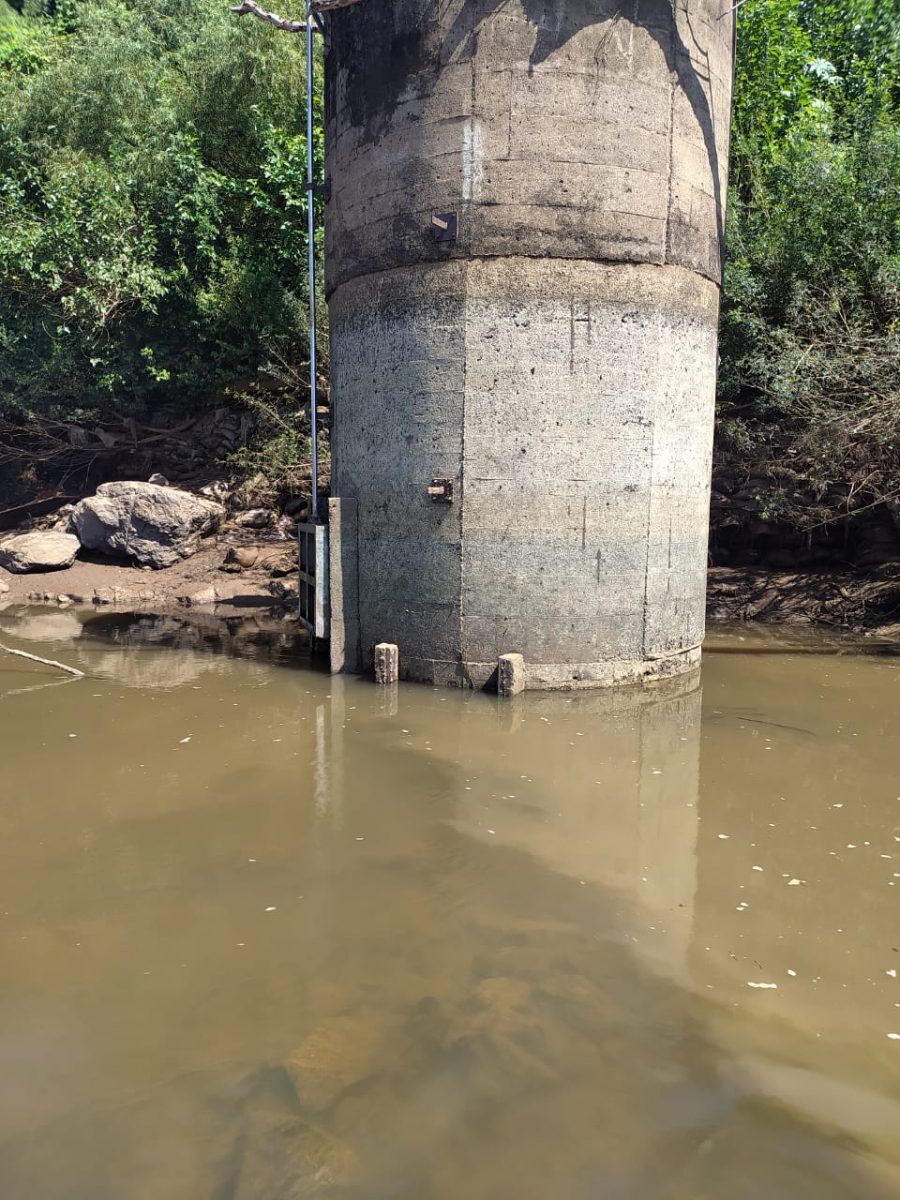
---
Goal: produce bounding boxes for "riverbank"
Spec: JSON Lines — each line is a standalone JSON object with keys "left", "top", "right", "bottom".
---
{"left": 4, "top": 548, "right": 900, "bottom": 643}
{"left": 706, "top": 566, "right": 900, "bottom": 637}
{"left": 0, "top": 539, "right": 297, "bottom": 613}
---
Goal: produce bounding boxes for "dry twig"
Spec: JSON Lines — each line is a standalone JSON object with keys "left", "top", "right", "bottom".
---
{"left": 0, "top": 642, "right": 85, "bottom": 678}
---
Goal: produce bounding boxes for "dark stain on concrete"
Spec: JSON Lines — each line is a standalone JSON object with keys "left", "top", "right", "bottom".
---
{"left": 327, "top": 0, "right": 728, "bottom": 274}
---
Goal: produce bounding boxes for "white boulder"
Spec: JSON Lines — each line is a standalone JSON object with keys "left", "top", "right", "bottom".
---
{"left": 73, "top": 481, "right": 224, "bottom": 569}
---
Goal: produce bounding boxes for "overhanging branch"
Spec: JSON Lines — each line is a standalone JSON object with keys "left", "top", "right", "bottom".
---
{"left": 230, "top": 1, "right": 308, "bottom": 32}
{"left": 230, "top": 0, "right": 364, "bottom": 32}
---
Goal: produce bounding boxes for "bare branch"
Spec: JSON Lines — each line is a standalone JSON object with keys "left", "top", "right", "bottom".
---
{"left": 230, "top": 1, "right": 309, "bottom": 32}
{"left": 0, "top": 642, "right": 85, "bottom": 678}
{"left": 230, "top": 0, "right": 363, "bottom": 32}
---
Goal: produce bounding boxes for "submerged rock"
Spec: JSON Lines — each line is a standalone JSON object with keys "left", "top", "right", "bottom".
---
{"left": 452, "top": 976, "right": 534, "bottom": 1039}
{"left": 73, "top": 481, "right": 224, "bottom": 569}
{"left": 0, "top": 531, "right": 80, "bottom": 573}
{"left": 231, "top": 1103, "right": 359, "bottom": 1200}
{"left": 286, "top": 1015, "right": 385, "bottom": 1113}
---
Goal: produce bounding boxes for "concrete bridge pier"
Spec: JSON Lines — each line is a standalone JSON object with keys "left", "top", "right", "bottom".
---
{"left": 324, "top": 1, "right": 734, "bottom": 689}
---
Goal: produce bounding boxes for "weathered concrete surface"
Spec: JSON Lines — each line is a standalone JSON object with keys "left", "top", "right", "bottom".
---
{"left": 374, "top": 642, "right": 400, "bottom": 685}
{"left": 497, "top": 653, "right": 526, "bottom": 698}
{"left": 325, "top": 0, "right": 733, "bottom": 286}
{"left": 325, "top": 0, "right": 734, "bottom": 688}
{"left": 327, "top": 496, "right": 361, "bottom": 675}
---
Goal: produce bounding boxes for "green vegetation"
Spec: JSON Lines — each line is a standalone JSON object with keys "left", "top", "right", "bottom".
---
{"left": 0, "top": 0, "right": 322, "bottom": 497}
{"left": 0, "top": 0, "right": 897, "bottom": 553}
{"left": 719, "top": 0, "right": 899, "bottom": 549}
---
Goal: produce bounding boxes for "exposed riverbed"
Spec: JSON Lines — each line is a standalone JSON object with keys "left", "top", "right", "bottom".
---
{"left": 0, "top": 608, "right": 898, "bottom": 1198}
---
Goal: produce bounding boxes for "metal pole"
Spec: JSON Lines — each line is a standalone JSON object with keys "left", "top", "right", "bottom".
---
{"left": 305, "top": 0, "right": 319, "bottom": 522}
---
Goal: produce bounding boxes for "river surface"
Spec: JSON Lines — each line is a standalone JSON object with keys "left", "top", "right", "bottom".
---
{"left": 0, "top": 607, "right": 899, "bottom": 1199}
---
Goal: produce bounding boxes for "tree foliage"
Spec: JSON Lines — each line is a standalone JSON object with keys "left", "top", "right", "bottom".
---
{"left": 0, "top": 0, "right": 323, "bottom": 428}
{"left": 718, "top": 0, "right": 900, "bottom": 545}
{"left": 0, "top": 0, "right": 897, "bottom": 554}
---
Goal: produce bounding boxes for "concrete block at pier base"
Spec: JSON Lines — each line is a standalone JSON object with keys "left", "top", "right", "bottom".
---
{"left": 374, "top": 643, "right": 399, "bottom": 686}
{"left": 498, "top": 653, "right": 526, "bottom": 698}
{"left": 328, "top": 497, "right": 360, "bottom": 676}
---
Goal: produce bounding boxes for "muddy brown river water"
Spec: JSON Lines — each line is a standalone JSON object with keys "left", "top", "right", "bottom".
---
{"left": 0, "top": 607, "right": 898, "bottom": 1199}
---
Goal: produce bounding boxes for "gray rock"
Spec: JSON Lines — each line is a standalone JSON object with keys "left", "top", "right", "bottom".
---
{"left": 199, "top": 479, "right": 232, "bottom": 503}
{"left": 235, "top": 508, "right": 275, "bottom": 529}
{"left": 73, "top": 481, "right": 224, "bottom": 569}
{"left": 223, "top": 546, "right": 260, "bottom": 571}
{"left": 268, "top": 579, "right": 299, "bottom": 606}
{"left": 183, "top": 585, "right": 219, "bottom": 606}
{"left": 232, "top": 1105, "right": 359, "bottom": 1200}
{"left": 0, "top": 531, "right": 80, "bottom": 573}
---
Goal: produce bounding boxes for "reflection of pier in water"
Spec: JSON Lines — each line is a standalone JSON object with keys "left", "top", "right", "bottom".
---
{"left": 316, "top": 676, "right": 703, "bottom": 982}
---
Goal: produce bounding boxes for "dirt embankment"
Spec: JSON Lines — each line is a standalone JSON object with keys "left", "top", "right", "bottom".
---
{"left": 6, "top": 547, "right": 900, "bottom": 646}
{"left": 0, "top": 476, "right": 303, "bottom": 615}
{"left": 707, "top": 567, "right": 900, "bottom": 637}
{"left": 0, "top": 540, "right": 296, "bottom": 612}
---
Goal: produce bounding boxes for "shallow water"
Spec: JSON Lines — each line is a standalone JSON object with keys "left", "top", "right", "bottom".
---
{"left": 1, "top": 608, "right": 899, "bottom": 1199}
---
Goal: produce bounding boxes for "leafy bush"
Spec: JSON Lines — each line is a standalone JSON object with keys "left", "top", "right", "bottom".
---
{"left": 0, "top": 0, "right": 897, "bottom": 544}
{"left": 719, "top": 0, "right": 900, "bottom": 544}
{"left": 0, "top": 0, "right": 322, "bottom": 431}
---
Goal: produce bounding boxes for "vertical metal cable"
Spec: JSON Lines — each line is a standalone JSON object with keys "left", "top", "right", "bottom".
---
{"left": 305, "top": 0, "right": 319, "bottom": 521}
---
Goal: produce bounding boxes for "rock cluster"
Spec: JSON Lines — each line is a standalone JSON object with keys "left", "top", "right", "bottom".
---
{"left": 0, "top": 476, "right": 305, "bottom": 619}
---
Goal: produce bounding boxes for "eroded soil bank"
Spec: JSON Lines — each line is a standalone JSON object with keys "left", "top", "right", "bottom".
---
{"left": 707, "top": 566, "right": 900, "bottom": 639}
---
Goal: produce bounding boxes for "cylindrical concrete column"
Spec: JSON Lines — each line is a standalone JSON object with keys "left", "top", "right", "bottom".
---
{"left": 325, "top": 1, "right": 734, "bottom": 688}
